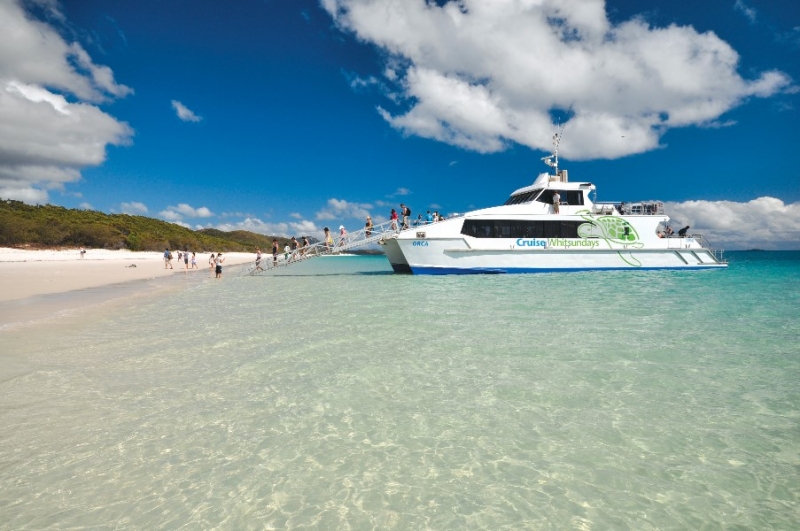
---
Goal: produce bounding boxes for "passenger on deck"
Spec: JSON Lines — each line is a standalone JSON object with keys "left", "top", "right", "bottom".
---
{"left": 678, "top": 225, "right": 690, "bottom": 237}
{"left": 301, "top": 236, "right": 310, "bottom": 255}
{"left": 324, "top": 227, "right": 333, "bottom": 250}
{"left": 666, "top": 226, "right": 674, "bottom": 237}
{"left": 400, "top": 203, "right": 411, "bottom": 229}
{"left": 426, "top": 210, "right": 433, "bottom": 224}
{"left": 390, "top": 209, "right": 399, "bottom": 231}
{"left": 365, "top": 216, "right": 373, "bottom": 237}
{"left": 414, "top": 214, "right": 423, "bottom": 226}
{"left": 338, "top": 225, "right": 348, "bottom": 246}
{"left": 552, "top": 191, "right": 560, "bottom": 214}
{"left": 290, "top": 236, "right": 299, "bottom": 261}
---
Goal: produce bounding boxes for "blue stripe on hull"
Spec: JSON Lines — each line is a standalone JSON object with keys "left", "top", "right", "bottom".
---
{"left": 409, "top": 265, "right": 726, "bottom": 275}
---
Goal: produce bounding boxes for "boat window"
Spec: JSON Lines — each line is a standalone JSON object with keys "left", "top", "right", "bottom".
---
{"left": 503, "top": 190, "right": 539, "bottom": 205}
{"left": 536, "top": 190, "right": 584, "bottom": 206}
{"left": 460, "top": 219, "right": 585, "bottom": 238}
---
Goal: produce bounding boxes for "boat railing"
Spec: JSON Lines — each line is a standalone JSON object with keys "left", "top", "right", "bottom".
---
{"left": 612, "top": 201, "right": 664, "bottom": 215}
{"left": 591, "top": 203, "right": 618, "bottom": 215}
{"left": 692, "top": 233, "right": 727, "bottom": 264}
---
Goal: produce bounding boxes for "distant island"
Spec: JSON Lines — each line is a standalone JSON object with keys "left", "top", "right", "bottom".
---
{"left": 0, "top": 199, "right": 320, "bottom": 253}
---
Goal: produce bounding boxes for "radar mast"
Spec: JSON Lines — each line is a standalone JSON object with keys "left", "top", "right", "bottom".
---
{"left": 541, "top": 121, "right": 565, "bottom": 176}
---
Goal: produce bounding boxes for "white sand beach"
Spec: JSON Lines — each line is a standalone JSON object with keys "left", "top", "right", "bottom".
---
{"left": 0, "top": 248, "right": 255, "bottom": 303}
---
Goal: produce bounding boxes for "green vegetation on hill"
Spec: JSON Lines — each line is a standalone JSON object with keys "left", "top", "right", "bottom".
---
{"left": 0, "top": 199, "right": 288, "bottom": 252}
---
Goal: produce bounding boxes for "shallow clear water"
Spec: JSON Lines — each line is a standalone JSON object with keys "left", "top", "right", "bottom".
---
{"left": 1, "top": 252, "right": 799, "bottom": 530}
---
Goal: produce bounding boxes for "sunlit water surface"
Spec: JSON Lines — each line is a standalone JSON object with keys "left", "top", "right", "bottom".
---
{"left": 1, "top": 252, "right": 799, "bottom": 530}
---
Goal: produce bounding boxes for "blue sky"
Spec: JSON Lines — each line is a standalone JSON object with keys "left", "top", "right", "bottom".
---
{"left": 1, "top": 0, "right": 798, "bottom": 249}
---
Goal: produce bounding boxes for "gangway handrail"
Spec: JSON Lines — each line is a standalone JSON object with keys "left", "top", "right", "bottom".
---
{"left": 692, "top": 233, "right": 727, "bottom": 264}
{"left": 244, "top": 219, "right": 409, "bottom": 275}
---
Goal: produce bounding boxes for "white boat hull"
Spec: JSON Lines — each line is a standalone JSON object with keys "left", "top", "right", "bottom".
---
{"left": 384, "top": 237, "right": 726, "bottom": 274}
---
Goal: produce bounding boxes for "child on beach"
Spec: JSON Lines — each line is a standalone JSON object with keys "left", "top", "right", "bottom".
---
{"left": 255, "top": 248, "right": 264, "bottom": 272}
{"left": 191, "top": 252, "right": 198, "bottom": 269}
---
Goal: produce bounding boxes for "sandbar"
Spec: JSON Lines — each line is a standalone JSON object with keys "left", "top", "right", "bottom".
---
{"left": 0, "top": 248, "right": 255, "bottom": 303}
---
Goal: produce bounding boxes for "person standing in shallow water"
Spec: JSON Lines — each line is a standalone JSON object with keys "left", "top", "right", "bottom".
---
{"left": 254, "top": 247, "right": 264, "bottom": 272}
{"left": 215, "top": 253, "right": 224, "bottom": 278}
{"left": 272, "top": 239, "right": 279, "bottom": 267}
{"left": 208, "top": 253, "right": 215, "bottom": 270}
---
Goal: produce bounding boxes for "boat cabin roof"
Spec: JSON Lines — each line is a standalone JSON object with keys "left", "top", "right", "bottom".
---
{"left": 508, "top": 172, "right": 595, "bottom": 201}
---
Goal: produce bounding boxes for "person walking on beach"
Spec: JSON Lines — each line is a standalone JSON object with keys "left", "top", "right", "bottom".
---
{"left": 164, "top": 248, "right": 173, "bottom": 269}
{"left": 272, "top": 239, "right": 279, "bottom": 267}
{"left": 552, "top": 191, "right": 560, "bottom": 214}
{"left": 400, "top": 203, "right": 411, "bottom": 229}
{"left": 191, "top": 252, "right": 198, "bottom": 269}
{"left": 254, "top": 247, "right": 264, "bottom": 272}
{"left": 79, "top": 248, "right": 86, "bottom": 259}
{"left": 183, "top": 248, "right": 190, "bottom": 269}
{"left": 215, "top": 253, "right": 225, "bottom": 278}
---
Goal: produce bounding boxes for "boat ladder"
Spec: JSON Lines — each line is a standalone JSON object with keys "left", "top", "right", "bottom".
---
{"left": 244, "top": 219, "right": 404, "bottom": 275}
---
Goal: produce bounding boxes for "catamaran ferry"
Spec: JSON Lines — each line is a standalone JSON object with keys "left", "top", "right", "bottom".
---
{"left": 380, "top": 142, "right": 727, "bottom": 275}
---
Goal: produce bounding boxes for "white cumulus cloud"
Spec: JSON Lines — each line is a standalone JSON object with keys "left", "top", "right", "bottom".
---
{"left": 171, "top": 100, "right": 202, "bottom": 122}
{"left": 0, "top": 0, "right": 133, "bottom": 203}
{"left": 315, "top": 198, "right": 373, "bottom": 221}
{"left": 322, "top": 0, "right": 791, "bottom": 160}
{"left": 120, "top": 201, "right": 148, "bottom": 215}
{"left": 216, "top": 217, "right": 321, "bottom": 238}
{"left": 666, "top": 197, "right": 800, "bottom": 250}
{"left": 160, "top": 203, "right": 214, "bottom": 220}
{"left": 0, "top": 185, "right": 48, "bottom": 203}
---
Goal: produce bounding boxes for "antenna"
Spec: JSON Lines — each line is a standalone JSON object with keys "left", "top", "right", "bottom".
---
{"left": 541, "top": 106, "right": 572, "bottom": 176}
{"left": 541, "top": 120, "right": 566, "bottom": 175}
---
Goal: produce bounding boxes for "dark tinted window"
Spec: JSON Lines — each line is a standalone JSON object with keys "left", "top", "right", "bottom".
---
{"left": 536, "top": 190, "right": 584, "bottom": 206}
{"left": 503, "top": 190, "right": 540, "bottom": 205}
{"left": 460, "top": 219, "right": 585, "bottom": 238}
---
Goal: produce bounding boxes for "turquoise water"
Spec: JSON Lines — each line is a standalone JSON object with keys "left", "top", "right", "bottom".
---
{"left": 1, "top": 252, "right": 798, "bottom": 529}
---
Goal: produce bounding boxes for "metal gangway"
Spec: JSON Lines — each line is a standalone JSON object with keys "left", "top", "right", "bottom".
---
{"left": 244, "top": 219, "right": 407, "bottom": 275}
